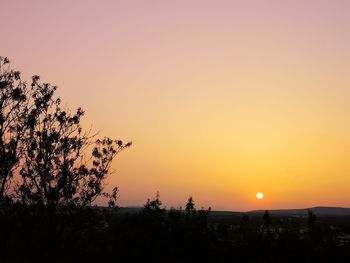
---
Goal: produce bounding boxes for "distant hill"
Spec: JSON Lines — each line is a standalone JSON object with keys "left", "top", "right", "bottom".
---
{"left": 249, "top": 207, "right": 350, "bottom": 217}
{"left": 115, "top": 207, "right": 143, "bottom": 214}
{"left": 112, "top": 206, "right": 350, "bottom": 217}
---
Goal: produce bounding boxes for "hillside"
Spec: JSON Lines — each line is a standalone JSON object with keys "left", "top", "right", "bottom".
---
{"left": 249, "top": 206, "right": 350, "bottom": 216}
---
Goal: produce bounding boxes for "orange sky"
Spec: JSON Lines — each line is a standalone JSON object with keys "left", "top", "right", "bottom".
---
{"left": 2, "top": 0, "right": 350, "bottom": 211}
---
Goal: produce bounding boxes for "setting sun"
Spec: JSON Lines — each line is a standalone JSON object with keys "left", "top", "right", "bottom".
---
{"left": 256, "top": 192, "right": 264, "bottom": 200}
{"left": 2, "top": 1, "right": 350, "bottom": 261}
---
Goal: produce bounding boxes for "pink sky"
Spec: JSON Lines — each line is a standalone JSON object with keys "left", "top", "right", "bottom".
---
{"left": 2, "top": 0, "right": 350, "bottom": 211}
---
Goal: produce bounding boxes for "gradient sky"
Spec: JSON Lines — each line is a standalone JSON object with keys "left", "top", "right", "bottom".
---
{"left": 2, "top": 0, "right": 350, "bottom": 211}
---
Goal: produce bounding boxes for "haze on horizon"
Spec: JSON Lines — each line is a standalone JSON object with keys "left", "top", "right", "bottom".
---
{"left": 1, "top": 0, "right": 350, "bottom": 211}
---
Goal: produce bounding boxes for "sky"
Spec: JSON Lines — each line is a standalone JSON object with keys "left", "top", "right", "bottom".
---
{"left": 1, "top": 0, "right": 350, "bottom": 211}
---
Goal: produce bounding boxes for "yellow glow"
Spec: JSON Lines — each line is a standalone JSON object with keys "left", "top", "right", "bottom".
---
{"left": 3, "top": 1, "right": 350, "bottom": 211}
{"left": 256, "top": 193, "right": 264, "bottom": 200}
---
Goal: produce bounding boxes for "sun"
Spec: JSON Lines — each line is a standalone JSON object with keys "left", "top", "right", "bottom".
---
{"left": 256, "top": 192, "right": 264, "bottom": 199}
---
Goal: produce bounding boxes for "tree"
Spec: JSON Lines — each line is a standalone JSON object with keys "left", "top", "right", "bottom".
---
{"left": 142, "top": 192, "right": 166, "bottom": 223}
{"left": 239, "top": 215, "right": 250, "bottom": 240}
{"left": 0, "top": 57, "right": 34, "bottom": 202}
{"left": 240, "top": 215, "right": 249, "bottom": 228}
{"left": 263, "top": 210, "right": 271, "bottom": 227}
{"left": 185, "top": 196, "right": 195, "bottom": 216}
{"left": 144, "top": 191, "right": 164, "bottom": 214}
{"left": 307, "top": 209, "right": 316, "bottom": 232}
{"left": 15, "top": 69, "right": 131, "bottom": 211}
{"left": 106, "top": 186, "right": 119, "bottom": 208}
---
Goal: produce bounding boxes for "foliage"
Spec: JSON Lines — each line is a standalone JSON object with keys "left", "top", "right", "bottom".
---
{"left": 0, "top": 57, "right": 30, "bottom": 202}
{"left": 185, "top": 196, "right": 195, "bottom": 215}
{"left": 263, "top": 210, "right": 271, "bottom": 227}
{"left": 307, "top": 209, "right": 317, "bottom": 231}
{"left": 2, "top": 56, "right": 350, "bottom": 262}
{"left": 0, "top": 56, "right": 131, "bottom": 209}
{"left": 1, "top": 199, "right": 350, "bottom": 263}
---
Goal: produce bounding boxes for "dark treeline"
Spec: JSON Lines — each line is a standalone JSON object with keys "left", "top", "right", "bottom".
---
{"left": 2, "top": 196, "right": 350, "bottom": 262}
{"left": 1, "top": 56, "right": 350, "bottom": 262}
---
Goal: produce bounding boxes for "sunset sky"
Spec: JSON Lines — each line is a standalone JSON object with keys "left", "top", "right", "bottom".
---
{"left": 2, "top": 0, "right": 350, "bottom": 211}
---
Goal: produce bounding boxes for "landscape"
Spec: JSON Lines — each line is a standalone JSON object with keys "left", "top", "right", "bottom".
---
{"left": 1, "top": 1, "right": 350, "bottom": 262}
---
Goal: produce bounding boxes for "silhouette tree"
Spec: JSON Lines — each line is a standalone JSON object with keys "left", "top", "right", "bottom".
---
{"left": 307, "top": 209, "right": 317, "bottom": 232}
{"left": 106, "top": 186, "right": 119, "bottom": 208}
{"left": 143, "top": 192, "right": 166, "bottom": 225}
{"left": 239, "top": 215, "right": 250, "bottom": 241}
{"left": 0, "top": 57, "right": 25, "bottom": 202}
{"left": 240, "top": 215, "right": 249, "bottom": 228}
{"left": 144, "top": 192, "right": 164, "bottom": 213}
{"left": 263, "top": 210, "right": 271, "bottom": 227}
{"left": 16, "top": 74, "right": 131, "bottom": 211}
{"left": 185, "top": 196, "right": 195, "bottom": 216}
{"left": 0, "top": 57, "right": 47, "bottom": 203}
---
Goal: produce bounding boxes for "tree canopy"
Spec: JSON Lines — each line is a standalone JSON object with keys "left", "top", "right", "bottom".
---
{"left": 0, "top": 56, "right": 131, "bottom": 209}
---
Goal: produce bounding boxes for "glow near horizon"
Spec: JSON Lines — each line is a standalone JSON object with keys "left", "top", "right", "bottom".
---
{"left": 1, "top": 0, "right": 350, "bottom": 210}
